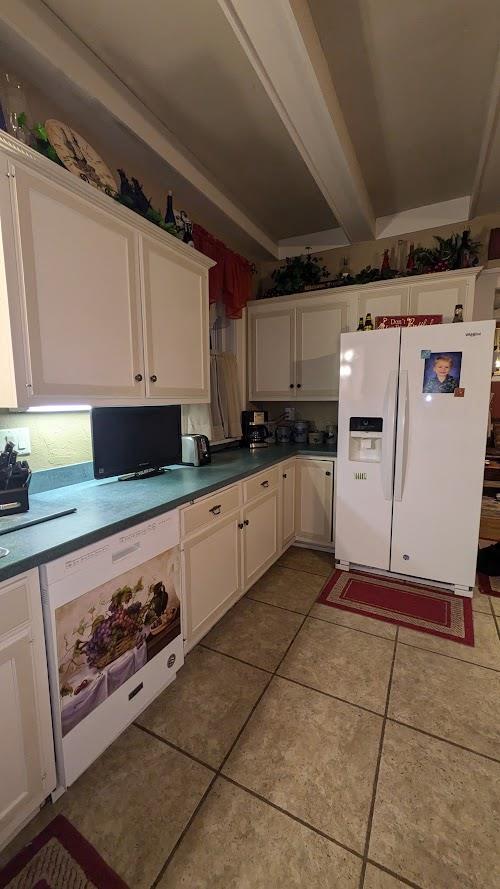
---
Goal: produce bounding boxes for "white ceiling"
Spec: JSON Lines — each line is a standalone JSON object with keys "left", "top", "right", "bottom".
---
{"left": 1, "top": 0, "right": 499, "bottom": 256}
{"left": 42, "top": 0, "right": 335, "bottom": 241}
{"left": 308, "top": 0, "right": 500, "bottom": 217}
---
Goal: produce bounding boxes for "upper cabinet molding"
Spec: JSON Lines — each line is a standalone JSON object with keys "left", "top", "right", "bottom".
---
{"left": 0, "top": 131, "right": 215, "bottom": 271}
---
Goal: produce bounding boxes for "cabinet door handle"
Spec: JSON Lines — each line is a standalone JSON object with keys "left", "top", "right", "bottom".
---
{"left": 325, "top": 471, "right": 331, "bottom": 476}
{"left": 150, "top": 374, "right": 158, "bottom": 383}
{"left": 261, "top": 480, "right": 269, "bottom": 488}
{"left": 134, "top": 373, "right": 143, "bottom": 382}
{"left": 289, "top": 383, "right": 294, "bottom": 388}
{"left": 238, "top": 522, "right": 244, "bottom": 529}
{"left": 297, "top": 383, "right": 302, "bottom": 389}
{"left": 209, "top": 504, "right": 222, "bottom": 515}
{"left": 244, "top": 519, "right": 249, "bottom": 526}
{"left": 283, "top": 473, "right": 287, "bottom": 479}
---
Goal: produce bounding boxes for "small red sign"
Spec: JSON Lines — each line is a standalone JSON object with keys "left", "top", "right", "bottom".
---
{"left": 375, "top": 314, "right": 443, "bottom": 329}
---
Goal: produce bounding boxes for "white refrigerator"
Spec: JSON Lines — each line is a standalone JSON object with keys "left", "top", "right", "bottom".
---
{"left": 335, "top": 319, "right": 495, "bottom": 594}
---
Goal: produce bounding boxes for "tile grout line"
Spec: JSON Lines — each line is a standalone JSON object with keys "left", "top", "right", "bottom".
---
{"left": 384, "top": 717, "right": 500, "bottom": 766}
{"left": 198, "top": 641, "right": 274, "bottom": 674}
{"left": 397, "top": 638, "right": 500, "bottom": 673}
{"left": 134, "top": 723, "right": 217, "bottom": 773}
{"left": 149, "top": 772, "right": 218, "bottom": 889}
{"left": 219, "top": 772, "right": 364, "bottom": 861}
{"left": 365, "top": 858, "right": 424, "bottom": 889}
{"left": 358, "top": 626, "right": 399, "bottom": 889}
{"left": 149, "top": 593, "right": 313, "bottom": 887}
{"left": 307, "top": 610, "right": 397, "bottom": 641}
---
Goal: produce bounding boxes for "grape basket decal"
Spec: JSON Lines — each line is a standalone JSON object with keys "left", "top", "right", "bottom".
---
{"left": 56, "top": 549, "right": 180, "bottom": 736}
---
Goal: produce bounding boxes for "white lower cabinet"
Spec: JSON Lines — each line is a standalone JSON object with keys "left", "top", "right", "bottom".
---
{"left": 0, "top": 570, "right": 55, "bottom": 850}
{"left": 280, "top": 460, "right": 296, "bottom": 548}
{"left": 242, "top": 488, "right": 280, "bottom": 589}
{"left": 181, "top": 456, "right": 335, "bottom": 649}
{"left": 295, "top": 458, "right": 334, "bottom": 545}
{"left": 182, "top": 509, "right": 242, "bottom": 649}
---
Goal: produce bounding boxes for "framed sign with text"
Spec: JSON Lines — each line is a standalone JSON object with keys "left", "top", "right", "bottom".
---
{"left": 375, "top": 314, "right": 443, "bottom": 329}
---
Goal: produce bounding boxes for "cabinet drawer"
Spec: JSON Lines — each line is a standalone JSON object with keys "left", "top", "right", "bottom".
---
{"left": 0, "top": 576, "right": 30, "bottom": 638}
{"left": 243, "top": 466, "right": 280, "bottom": 503}
{"left": 181, "top": 485, "right": 241, "bottom": 537}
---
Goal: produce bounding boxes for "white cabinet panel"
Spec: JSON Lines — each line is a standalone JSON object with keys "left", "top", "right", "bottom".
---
{"left": 0, "top": 629, "right": 43, "bottom": 838}
{"left": 408, "top": 276, "right": 473, "bottom": 322}
{"left": 243, "top": 489, "right": 280, "bottom": 589}
{"left": 249, "top": 308, "right": 295, "bottom": 399}
{"left": 182, "top": 511, "right": 242, "bottom": 648}
{"left": 280, "top": 460, "right": 296, "bottom": 548}
{"left": 295, "top": 458, "right": 334, "bottom": 545}
{"left": 355, "top": 285, "right": 409, "bottom": 329}
{"left": 142, "top": 237, "right": 209, "bottom": 402}
{"left": 13, "top": 165, "right": 144, "bottom": 399}
{"left": 296, "top": 301, "right": 347, "bottom": 398}
{"left": 0, "top": 571, "right": 55, "bottom": 849}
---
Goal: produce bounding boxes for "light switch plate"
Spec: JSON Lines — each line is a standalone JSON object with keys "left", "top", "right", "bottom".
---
{"left": 0, "top": 427, "right": 31, "bottom": 455}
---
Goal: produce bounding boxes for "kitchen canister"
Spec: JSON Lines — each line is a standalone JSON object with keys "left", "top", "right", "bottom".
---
{"left": 293, "top": 421, "right": 309, "bottom": 444}
{"left": 308, "top": 431, "right": 324, "bottom": 445}
{"left": 276, "top": 425, "right": 292, "bottom": 443}
{"left": 325, "top": 424, "right": 338, "bottom": 446}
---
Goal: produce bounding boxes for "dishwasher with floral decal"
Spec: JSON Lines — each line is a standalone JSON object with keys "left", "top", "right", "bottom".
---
{"left": 40, "top": 509, "right": 183, "bottom": 791}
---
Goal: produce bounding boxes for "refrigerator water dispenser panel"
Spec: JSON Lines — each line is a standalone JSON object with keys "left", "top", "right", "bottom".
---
{"left": 349, "top": 417, "right": 383, "bottom": 463}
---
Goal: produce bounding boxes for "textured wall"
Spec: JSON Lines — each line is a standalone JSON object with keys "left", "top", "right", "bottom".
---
{"left": 0, "top": 412, "right": 92, "bottom": 471}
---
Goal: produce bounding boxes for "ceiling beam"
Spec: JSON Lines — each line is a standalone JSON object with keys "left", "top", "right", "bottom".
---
{"left": 469, "top": 49, "right": 500, "bottom": 219}
{"left": 218, "top": 0, "right": 375, "bottom": 243}
{"left": 0, "top": 0, "right": 279, "bottom": 258}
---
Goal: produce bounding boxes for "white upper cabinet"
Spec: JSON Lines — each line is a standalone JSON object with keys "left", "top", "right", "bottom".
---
{"left": 0, "top": 135, "right": 213, "bottom": 408}
{"left": 248, "top": 294, "right": 349, "bottom": 401}
{"left": 142, "top": 237, "right": 209, "bottom": 402}
{"left": 354, "top": 284, "right": 409, "bottom": 328}
{"left": 248, "top": 270, "right": 489, "bottom": 403}
{"left": 249, "top": 307, "right": 295, "bottom": 399}
{"left": 408, "top": 275, "right": 473, "bottom": 322}
{"left": 296, "top": 299, "right": 347, "bottom": 398}
{"left": 13, "top": 165, "right": 144, "bottom": 400}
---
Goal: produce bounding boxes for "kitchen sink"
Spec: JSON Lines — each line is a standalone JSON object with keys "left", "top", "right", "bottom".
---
{"left": 0, "top": 547, "right": 8, "bottom": 558}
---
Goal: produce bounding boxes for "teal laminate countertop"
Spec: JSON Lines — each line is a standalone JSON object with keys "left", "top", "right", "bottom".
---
{"left": 0, "top": 444, "right": 336, "bottom": 583}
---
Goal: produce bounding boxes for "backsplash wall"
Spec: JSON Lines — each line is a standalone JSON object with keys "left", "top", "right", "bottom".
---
{"left": 257, "top": 401, "right": 338, "bottom": 433}
{"left": 0, "top": 412, "right": 92, "bottom": 471}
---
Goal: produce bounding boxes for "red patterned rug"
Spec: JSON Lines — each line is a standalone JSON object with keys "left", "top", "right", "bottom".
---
{"left": 317, "top": 569, "right": 474, "bottom": 645}
{"left": 0, "top": 815, "right": 128, "bottom": 888}
{"left": 476, "top": 573, "right": 500, "bottom": 598}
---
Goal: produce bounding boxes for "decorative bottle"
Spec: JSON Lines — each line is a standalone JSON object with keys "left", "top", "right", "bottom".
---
{"left": 406, "top": 243, "right": 415, "bottom": 273}
{"left": 164, "top": 190, "right": 176, "bottom": 226}
{"left": 452, "top": 304, "right": 464, "bottom": 323}
{"left": 364, "top": 313, "right": 374, "bottom": 331}
{"left": 357, "top": 316, "right": 364, "bottom": 331}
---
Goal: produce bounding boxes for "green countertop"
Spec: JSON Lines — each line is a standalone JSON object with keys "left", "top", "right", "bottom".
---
{"left": 0, "top": 444, "right": 336, "bottom": 583}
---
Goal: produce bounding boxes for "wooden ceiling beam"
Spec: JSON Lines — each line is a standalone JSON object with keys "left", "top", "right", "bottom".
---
{"left": 218, "top": 0, "right": 375, "bottom": 243}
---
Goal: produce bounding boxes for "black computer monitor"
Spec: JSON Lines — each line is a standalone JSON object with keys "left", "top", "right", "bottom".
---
{"left": 91, "top": 405, "right": 181, "bottom": 480}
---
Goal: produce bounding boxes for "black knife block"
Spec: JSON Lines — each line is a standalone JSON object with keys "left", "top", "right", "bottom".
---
{"left": 0, "top": 486, "right": 29, "bottom": 516}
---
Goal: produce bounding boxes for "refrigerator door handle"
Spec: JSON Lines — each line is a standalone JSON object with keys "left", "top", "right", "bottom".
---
{"left": 394, "top": 370, "right": 409, "bottom": 501}
{"left": 381, "top": 370, "right": 398, "bottom": 501}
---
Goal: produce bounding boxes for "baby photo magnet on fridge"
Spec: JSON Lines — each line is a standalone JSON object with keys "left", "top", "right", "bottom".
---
{"left": 422, "top": 352, "right": 462, "bottom": 394}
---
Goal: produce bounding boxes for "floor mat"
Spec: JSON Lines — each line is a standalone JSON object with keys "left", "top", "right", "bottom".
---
{"left": 317, "top": 569, "right": 474, "bottom": 646}
{"left": 0, "top": 815, "right": 129, "bottom": 889}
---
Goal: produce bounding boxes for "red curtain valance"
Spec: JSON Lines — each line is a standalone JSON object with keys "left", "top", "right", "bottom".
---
{"left": 192, "top": 224, "right": 253, "bottom": 319}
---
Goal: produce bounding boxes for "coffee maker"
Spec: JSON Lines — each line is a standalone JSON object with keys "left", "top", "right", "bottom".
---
{"left": 241, "top": 410, "right": 269, "bottom": 449}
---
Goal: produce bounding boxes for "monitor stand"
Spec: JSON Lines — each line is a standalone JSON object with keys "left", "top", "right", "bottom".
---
{"left": 117, "top": 467, "right": 170, "bottom": 482}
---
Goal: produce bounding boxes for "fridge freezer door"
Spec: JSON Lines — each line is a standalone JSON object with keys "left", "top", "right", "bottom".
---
{"left": 336, "top": 328, "right": 400, "bottom": 570}
{"left": 390, "top": 320, "right": 495, "bottom": 588}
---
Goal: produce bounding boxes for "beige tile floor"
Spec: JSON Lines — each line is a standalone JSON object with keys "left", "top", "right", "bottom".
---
{"left": 2, "top": 545, "right": 500, "bottom": 889}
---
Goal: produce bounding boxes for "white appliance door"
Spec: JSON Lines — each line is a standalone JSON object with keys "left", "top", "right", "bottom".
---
{"left": 336, "top": 328, "right": 400, "bottom": 570}
{"left": 390, "top": 320, "right": 495, "bottom": 588}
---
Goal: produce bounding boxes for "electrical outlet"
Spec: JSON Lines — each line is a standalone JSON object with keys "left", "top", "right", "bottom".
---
{"left": 0, "top": 427, "right": 31, "bottom": 456}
